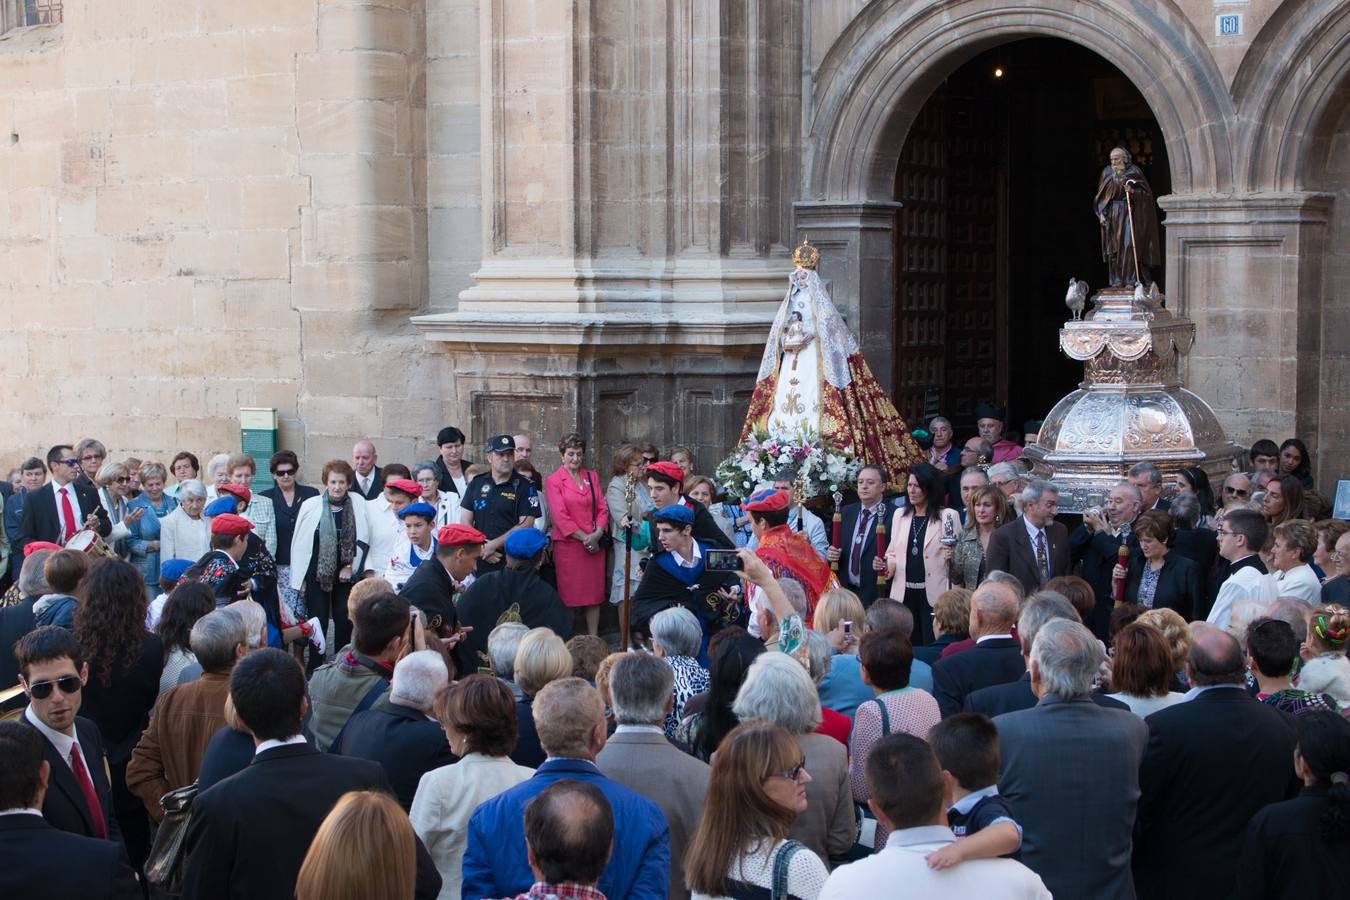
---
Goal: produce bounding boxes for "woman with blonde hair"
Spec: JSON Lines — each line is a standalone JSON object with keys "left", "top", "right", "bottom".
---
{"left": 511, "top": 628, "right": 573, "bottom": 767}
{"left": 950, "top": 484, "right": 1012, "bottom": 589}
{"left": 685, "top": 721, "right": 828, "bottom": 900}
{"left": 127, "top": 460, "right": 178, "bottom": 587}
{"left": 297, "top": 790, "right": 416, "bottom": 900}
{"left": 1135, "top": 607, "right": 1193, "bottom": 690}
{"left": 915, "top": 587, "right": 972, "bottom": 665}
{"left": 810, "top": 588, "right": 870, "bottom": 718}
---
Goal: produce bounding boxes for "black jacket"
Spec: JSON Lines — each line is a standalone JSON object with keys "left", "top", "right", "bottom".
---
{"left": 931, "top": 637, "right": 1026, "bottom": 718}
{"left": 182, "top": 743, "right": 442, "bottom": 900}
{"left": 0, "top": 814, "right": 140, "bottom": 899}
{"left": 1123, "top": 552, "right": 1202, "bottom": 621}
{"left": 836, "top": 499, "right": 898, "bottom": 605}
{"left": 985, "top": 516, "right": 1071, "bottom": 596}
{"left": 912, "top": 633, "right": 959, "bottom": 667}
{"left": 1134, "top": 687, "right": 1299, "bottom": 900}
{"left": 16, "top": 480, "right": 112, "bottom": 555}
{"left": 398, "top": 557, "right": 474, "bottom": 676}
{"left": 456, "top": 566, "right": 572, "bottom": 674}
{"left": 1234, "top": 785, "right": 1346, "bottom": 900}
{"left": 965, "top": 671, "right": 1129, "bottom": 717}
{"left": 79, "top": 635, "right": 165, "bottom": 763}
{"left": 432, "top": 457, "right": 473, "bottom": 497}
{"left": 0, "top": 598, "right": 36, "bottom": 687}
{"left": 331, "top": 701, "right": 458, "bottom": 810}
{"left": 22, "top": 713, "right": 122, "bottom": 845}
{"left": 1071, "top": 525, "right": 1141, "bottom": 638}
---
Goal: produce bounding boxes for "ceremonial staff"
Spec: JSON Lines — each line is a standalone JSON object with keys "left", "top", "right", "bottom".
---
{"left": 1124, "top": 179, "right": 1143, "bottom": 286}
{"left": 621, "top": 473, "right": 636, "bottom": 651}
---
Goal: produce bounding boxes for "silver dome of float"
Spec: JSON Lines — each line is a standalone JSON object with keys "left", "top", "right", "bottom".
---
{"left": 1023, "top": 287, "right": 1240, "bottom": 513}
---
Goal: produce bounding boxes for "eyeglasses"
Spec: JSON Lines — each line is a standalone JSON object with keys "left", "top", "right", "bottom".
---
{"left": 57, "top": 459, "right": 79, "bottom": 467}
{"left": 114, "top": 476, "right": 131, "bottom": 484}
{"left": 642, "top": 457, "right": 657, "bottom": 464}
{"left": 25, "top": 675, "right": 82, "bottom": 700}
{"left": 1216, "top": 529, "right": 1236, "bottom": 537}
{"left": 1223, "top": 486, "right": 1249, "bottom": 497}
{"left": 768, "top": 759, "right": 808, "bottom": 783}
{"left": 274, "top": 469, "right": 296, "bottom": 477}
{"left": 81, "top": 454, "right": 104, "bottom": 463}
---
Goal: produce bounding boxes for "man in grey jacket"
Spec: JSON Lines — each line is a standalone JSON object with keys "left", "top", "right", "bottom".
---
{"left": 596, "top": 653, "right": 710, "bottom": 900}
{"left": 994, "top": 619, "right": 1147, "bottom": 899}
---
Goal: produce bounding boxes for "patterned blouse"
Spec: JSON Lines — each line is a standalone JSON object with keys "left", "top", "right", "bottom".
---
{"left": 848, "top": 686, "right": 942, "bottom": 847}
{"left": 1138, "top": 563, "right": 1162, "bottom": 608}
{"left": 665, "top": 655, "right": 710, "bottom": 739}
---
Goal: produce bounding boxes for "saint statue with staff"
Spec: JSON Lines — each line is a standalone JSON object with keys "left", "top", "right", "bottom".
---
{"left": 1095, "top": 146, "right": 1161, "bottom": 288}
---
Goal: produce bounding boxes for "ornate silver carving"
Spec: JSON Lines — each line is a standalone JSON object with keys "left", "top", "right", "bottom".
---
{"left": 1024, "top": 288, "right": 1238, "bottom": 513}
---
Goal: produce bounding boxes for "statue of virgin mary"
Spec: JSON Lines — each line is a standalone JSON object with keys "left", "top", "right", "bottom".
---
{"left": 741, "top": 240, "right": 922, "bottom": 485}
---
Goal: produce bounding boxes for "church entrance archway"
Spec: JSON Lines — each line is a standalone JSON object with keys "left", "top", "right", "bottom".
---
{"left": 889, "top": 38, "right": 1171, "bottom": 436}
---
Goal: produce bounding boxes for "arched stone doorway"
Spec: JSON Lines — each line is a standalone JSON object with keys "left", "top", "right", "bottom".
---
{"left": 796, "top": 0, "right": 1232, "bottom": 428}
{"left": 889, "top": 38, "right": 1171, "bottom": 433}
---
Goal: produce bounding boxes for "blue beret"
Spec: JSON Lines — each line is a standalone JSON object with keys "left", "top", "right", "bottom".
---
{"left": 653, "top": 504, "right": 695, "bottom": 526}
{"left": 397, "top": 502, "right": 437, "bottom": 520}
{"left": 160, "top": 558, "right": 193, "bottom": 582}
{"left": 504, "top": 528, "right": 548, "bottom": 558}
{"left": 204, "top": 496, "right": 238, "bottom": 517}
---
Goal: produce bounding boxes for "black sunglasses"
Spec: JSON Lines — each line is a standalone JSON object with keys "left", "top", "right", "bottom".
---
{"left": 1223, "top": 486, "right": 1249, "bottom": 497}
{"left": 274, "top": 468, "right": 297, "bottom": 477}
{"left": 26, "top": 675, "right": 82, "bottom": 700}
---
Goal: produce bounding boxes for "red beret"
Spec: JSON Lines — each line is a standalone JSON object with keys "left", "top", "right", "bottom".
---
{"left": 385, "top": 478, "right": 423, "bottom": 498}
{"left": 744, "top": 488, "right": 791, "bottom": 512}
{"left": 646, "top": 461, "right": 685, "bottom": 483}
{"left": 436, "top": 524, "right": 487, "bottom": 547}
{"left": 210, "top": 513, "right": 255, "bottom": 536}
{"left": 24, "top": 541, "right": 65, "bottom": 557}
{"left": 219, "top": 483, "right": 252, "bottom": 503}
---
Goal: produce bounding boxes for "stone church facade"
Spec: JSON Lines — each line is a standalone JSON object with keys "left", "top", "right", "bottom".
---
{"left": 1, "top": 1, "right": 1346, "bottom": 483}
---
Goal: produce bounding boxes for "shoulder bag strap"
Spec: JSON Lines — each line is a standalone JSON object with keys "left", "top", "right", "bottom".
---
{"left": 771, "top": 839, "right": 805, "bottom": 900}
{"left": 328, "top": 677, "right": 389, "bottom": 753}
{"left": 873, "top": 697, "right": 891, "bottom": 736}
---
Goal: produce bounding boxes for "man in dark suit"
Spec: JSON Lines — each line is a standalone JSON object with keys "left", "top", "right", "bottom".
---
{"left": 931, "top": 580, "right": 1024, "bottom": 717}
{"left": 1070, "top": 481, "right": 1142, "bottom": 638}
{"left": 182, "top": 648, "right": 442, "bottom": 900}
{"left": 0, "top": 721, "right": 140, "bottom": 900}
{"left": 16, "top": 445, "right": 112, "bottom": 557}
{"left": 14, "top": 627, "right": 121, "bottom": 845}
{"left": 984, "top": 479, "right": 1070, "bottom": 596}
{"left": 825, "top": 464, "right": 896, "bottom": 606}
{"left": 965, "top": 591, "right": 1127, "bottom": 717}
{"left": 0, "top": 545, "right": 53, "bottom": 687}
{"left": 995, "top": 619, "right": 1148, "bottom": 900}
{"left": 332, "top": 649, "right": 458, "bottom": 810}
{"left": 1133, "top": 626, "right": 1299, "bottom": 900}
{"left": 596, "top": 653, "right": 710, "bottom": 900}
{"left": 1129, "top": 461, "right": 1171, "bottom": 511}
{"left": 351, "top": 439, "right": 385, "bottom": 501}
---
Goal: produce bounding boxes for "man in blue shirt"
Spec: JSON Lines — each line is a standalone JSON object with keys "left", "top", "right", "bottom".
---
{"left": 462, "top": 677, "right": 671, "bottom": 900}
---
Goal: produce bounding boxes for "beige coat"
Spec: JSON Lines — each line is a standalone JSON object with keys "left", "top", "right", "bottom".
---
{"left": 885, "top": 506, "right": 962, "bottom": 603}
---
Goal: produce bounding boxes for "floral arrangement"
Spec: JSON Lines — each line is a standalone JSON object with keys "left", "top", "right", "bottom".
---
{"left": 715, "top": 425, "right": 860, "bottom": 500}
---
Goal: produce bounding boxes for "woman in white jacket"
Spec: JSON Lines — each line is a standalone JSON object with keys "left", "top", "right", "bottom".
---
{"left": 159, "top": 480, "right": 210, "bottom": 564}
{"left": 290, "top": 460, "right": 370, "bottom": 666}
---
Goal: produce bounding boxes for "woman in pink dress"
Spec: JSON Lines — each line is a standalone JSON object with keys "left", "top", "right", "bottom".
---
{"left": 544, "top": 433, "right": 610, "bottom": 635}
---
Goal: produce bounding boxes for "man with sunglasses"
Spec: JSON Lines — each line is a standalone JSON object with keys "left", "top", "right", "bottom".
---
{"left": 15, "top": 444, "right": 112, "bottom": 557}
{"left": 1219, "top": 473, "right": 1252, "bottom": 510}
{"left": 1207, "top": 508, "right": 1277, "bottom": 630}
{"left": 14, "top": 626, "right": 121, "bottom": 846}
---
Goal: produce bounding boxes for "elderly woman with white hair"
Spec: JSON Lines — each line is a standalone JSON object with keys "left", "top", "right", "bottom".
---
{"left": 160, "top": 479, "right": 210, "bottom": 563}
{"left": 487, "top": 621, "right": 530, "bottom": 701}
{"left": 650, "top": 606, "right": 710, "bottom": 738}
{"left": 733, "top": 651, "right": 857, "bottom": 867}
{"left": 332, "top": 649, "right": 458, "bottom": 810}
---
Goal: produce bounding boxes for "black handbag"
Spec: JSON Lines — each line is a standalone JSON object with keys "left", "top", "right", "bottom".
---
{"left": 587, "top": 472, "right": 614, "bottom": 548}
{"left": 145, "top": 782, "right": 198, "bottom": 894}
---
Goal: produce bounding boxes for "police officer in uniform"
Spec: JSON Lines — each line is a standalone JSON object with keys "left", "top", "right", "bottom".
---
{"left": 460, "top": 435, "right": 541, "bottom": 575}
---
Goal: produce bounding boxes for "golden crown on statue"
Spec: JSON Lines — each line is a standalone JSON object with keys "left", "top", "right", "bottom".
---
{"left": 792, "top": 237, "right": 820, "bottom": 270}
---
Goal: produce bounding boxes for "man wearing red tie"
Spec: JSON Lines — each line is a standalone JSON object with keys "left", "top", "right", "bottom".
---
{"left": 826, "top": 464, "right": 896, "bottom": 606}
{"left": 14, "top": 626, "right": 121, "bottom": 846}
{"left": 16, "top": 445, "right": 111, "bottom": 557}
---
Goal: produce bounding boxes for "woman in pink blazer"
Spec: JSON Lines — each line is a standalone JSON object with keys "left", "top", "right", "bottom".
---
{"left": 884, "top": 462, "right": 962, "bottom": 646}
{"left": 544, "top": 433, "right": 610, "bottom": 635}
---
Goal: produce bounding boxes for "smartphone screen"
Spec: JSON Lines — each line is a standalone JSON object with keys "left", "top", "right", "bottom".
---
{"left": 705, "top": 549, "right": 744, "bottom": 572}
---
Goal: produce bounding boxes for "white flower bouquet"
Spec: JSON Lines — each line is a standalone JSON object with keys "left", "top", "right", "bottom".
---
{"left": 715, "top": 425, "right": 860, "bottom": 500}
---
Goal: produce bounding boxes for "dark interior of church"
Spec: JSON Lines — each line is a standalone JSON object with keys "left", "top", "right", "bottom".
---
{"left": 892, "top": 37, "right": 1171, "bottom": 439}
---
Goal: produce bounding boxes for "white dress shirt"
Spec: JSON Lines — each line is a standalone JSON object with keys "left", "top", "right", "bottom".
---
{"left": 254, "top": 735, "right": 309, "bottom": 756}
{"left": 54, "top": 482, "right": 85, "bottom": 536}
{"left": 819, "top": 825, "right": 1051, "bottom": 899}
{"left": 1206, "top": 558, "right": 1279, "bottom": 629}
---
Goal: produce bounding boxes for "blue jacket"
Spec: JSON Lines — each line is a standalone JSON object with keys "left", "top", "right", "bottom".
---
{"left": 461, "top": 757, "right": 670, "bottom": 900}
{"left": 127, "top": 494, "right": 178, "bottom": 586}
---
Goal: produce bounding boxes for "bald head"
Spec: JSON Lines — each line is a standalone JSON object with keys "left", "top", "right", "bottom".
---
{"left": 1186, "top": 624, "right": 1246, "bottom": 686}
{"left": 352, "top": 440, "right": 377, "bottom": 477}
{"left": 970, "top": 581, "right": 1020, "bottom": 638}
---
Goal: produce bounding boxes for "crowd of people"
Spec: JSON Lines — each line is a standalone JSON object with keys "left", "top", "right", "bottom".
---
{"left": 1, "top": 421, "right": 1348, "bottom": 900}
